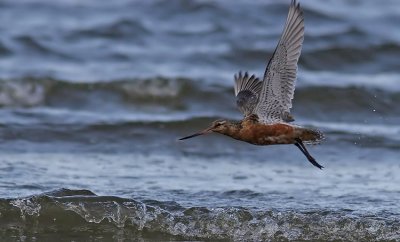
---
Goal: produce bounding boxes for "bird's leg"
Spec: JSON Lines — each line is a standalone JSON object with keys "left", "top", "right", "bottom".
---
{"left": 294, "top": 138, "right": 324, "bottom": 169}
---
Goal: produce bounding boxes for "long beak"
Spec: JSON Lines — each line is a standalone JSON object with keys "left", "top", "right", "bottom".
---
{"left": 179, "top": 127, "right": 212, "bottom": 140}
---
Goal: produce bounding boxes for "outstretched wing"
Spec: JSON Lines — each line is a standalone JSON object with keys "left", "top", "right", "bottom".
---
{"left": 234, "top": 71, "right": 262, "bottom": 117}
{"left": 254, "top": 0, "right": 304, "bottom": 123}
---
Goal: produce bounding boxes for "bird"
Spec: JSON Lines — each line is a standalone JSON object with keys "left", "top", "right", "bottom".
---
{"left": 179, "top": 0, "right": 324, "bottom": 169}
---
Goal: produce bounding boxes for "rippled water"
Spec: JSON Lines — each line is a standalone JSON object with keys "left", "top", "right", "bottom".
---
{"left": 0, "top": 0, "right": 399, "bottom": 241}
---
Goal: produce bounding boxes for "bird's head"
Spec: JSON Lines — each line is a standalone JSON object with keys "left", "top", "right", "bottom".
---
{"left": 179, "top": 119, "right": 230, "bottom": 140}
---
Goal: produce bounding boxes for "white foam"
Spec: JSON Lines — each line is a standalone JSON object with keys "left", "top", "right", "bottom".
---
{"left": 300, "top": 71, "right": 400, "bottom": 91}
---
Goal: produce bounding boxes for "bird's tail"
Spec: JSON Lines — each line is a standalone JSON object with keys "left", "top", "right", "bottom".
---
{"left": 300, "top": 128, "right": 325, "bottom": 145}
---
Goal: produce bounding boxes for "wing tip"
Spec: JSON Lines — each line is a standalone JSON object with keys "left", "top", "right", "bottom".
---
{"left": 234, "top": 71, "right": 261, "bottom": 97}
{"left": 289, "top": 0, "right": 304, "bottom": 20}
{"left": 291, "top": 0, "right": 301, "bottom": 10}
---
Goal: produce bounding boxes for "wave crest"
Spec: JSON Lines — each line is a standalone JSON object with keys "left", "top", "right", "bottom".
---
{"left": 3, "top": 189, "right": 400, "bottom": 241}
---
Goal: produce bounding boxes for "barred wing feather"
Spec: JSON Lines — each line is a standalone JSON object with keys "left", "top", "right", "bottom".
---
{"left": 254, "top": 0, "right": 304, "bottom": 123}
{"left": 234, "top": 72, "right": 262, "bottom": 117}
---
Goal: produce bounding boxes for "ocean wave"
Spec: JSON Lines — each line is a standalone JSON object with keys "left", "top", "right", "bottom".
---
{"left": 301, "top": 42, "right": 400, "bottom": 72}
{"left": 3, "top": 189, "right": 399, "bottom": 241}
{"left": 300, "top": 71, "right": 400, "bottom": 90}
{"left": 308, "top": 121, "right": 400, "bottom": 149}
{"left": 0, "top": 76, "right": 398, "bottom": 148}
{"left": 14, "top": 35, "right": 77, "bottom": 60}
{"left": 1, "top": 0, "right": 399, "bottom": 82}
{"left": 68, "top": 19, "right": 150, "bottom": 40}
{"left": 0, "top": 112, "right": 396, "bottom": 151}
{"left": 0, "top": 76, "right": 399, "bottom": 111}
{"left": 0, "top": 77, "right": 195, "bottom": 108}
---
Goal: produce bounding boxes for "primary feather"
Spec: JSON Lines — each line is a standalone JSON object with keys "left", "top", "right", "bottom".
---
{"left": 234, "top": 71, "right": 262, "bottom": 117}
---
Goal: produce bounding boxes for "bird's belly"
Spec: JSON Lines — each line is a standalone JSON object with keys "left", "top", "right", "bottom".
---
{"left": 236, "top": 123, "right": 296, "bottom": 145}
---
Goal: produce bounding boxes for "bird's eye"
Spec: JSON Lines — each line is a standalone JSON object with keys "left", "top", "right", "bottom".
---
{"left": 213, "top": 120, "right": 226, "bottom": 127}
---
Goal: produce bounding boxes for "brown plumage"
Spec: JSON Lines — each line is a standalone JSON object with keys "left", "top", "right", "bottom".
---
{"left": 179, "top": 115, "right": 324, "bottom": 169}
{"left": 179, "top": 0, "right": 325, "bottom": 169}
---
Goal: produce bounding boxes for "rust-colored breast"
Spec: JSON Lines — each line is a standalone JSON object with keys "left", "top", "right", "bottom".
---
{"left": 238, "top": 122, "right": 296, "bottom": 145}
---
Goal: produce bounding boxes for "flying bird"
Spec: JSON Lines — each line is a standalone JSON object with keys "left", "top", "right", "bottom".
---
{"left": 180, "top": 0, "right": 324, "bottom": 169}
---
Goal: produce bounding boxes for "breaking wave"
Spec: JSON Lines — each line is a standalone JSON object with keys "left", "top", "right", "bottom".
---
{"left": 0, "top": 77, "right": 398, "bottom": 114}
{"left": 3, "top": 189, "right": 399, "bottom": 241}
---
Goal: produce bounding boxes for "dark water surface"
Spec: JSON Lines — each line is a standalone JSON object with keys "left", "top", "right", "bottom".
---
{"left": 0, "top": 0, "right": 399, "bottom": 241}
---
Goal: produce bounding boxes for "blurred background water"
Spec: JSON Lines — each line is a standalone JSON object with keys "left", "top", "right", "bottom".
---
{"left": 0, "top": 0, "right": 399, "bottom": 241}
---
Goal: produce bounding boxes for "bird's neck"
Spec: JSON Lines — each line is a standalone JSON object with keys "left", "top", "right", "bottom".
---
{"left": 218, "top": 117, "right": 259, "bottom": 138}
{"left": 216, "top": 115, "right": 259, "bottom": 139}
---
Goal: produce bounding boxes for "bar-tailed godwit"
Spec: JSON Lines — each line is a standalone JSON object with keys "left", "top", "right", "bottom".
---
{"left": 180, "top": 0, "right": 324, "bottom": 169}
